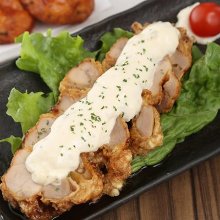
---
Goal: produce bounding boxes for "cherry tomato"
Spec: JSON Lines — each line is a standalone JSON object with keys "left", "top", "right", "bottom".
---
{"left": 189, "top": 2, "right": 220, "bottom": 37}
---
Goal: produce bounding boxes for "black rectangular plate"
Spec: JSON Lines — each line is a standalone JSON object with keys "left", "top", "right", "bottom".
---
{"left": 0, "top": 0, "right": 220, "bottom": 219}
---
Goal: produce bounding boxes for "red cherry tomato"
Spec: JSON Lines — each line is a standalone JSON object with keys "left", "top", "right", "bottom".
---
{"left": 189, "top": 2, "right": 220, "bottom": 37}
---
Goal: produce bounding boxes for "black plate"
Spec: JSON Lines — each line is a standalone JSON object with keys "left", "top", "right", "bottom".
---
{"left": 0, "top": 0, "right": 220, "bottom": 219}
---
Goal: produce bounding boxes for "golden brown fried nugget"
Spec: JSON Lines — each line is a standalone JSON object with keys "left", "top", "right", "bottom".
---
{"left": 0, "top": 0, "right": 34, "bottom": 44}
{"left": 21, "top": 0, "right": 94, "bottom": 24}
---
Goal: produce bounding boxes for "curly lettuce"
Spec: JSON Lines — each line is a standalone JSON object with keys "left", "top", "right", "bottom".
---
{"left": 0, "top": 89, "right": 54, "bottom": 153}
{"left": 0, "top": 136, "right": 22, "bottom": 154}
{"left": 16, "top": 31, "right": 96, "bottom": 99}
{"left": 2, "top": 31, "right": 95, "bottom": 154}
{"left": 6, "top": 88, "right": 54, "bottom": 134}
{"left": 132, "top": 43, "right": 220, "bottom": 172}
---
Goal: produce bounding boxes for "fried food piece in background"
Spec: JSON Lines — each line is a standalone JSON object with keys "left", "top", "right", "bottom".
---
{"left": 20, "top": 0, "right": 94, "bottom": 24}
{"left": 0, "top": 0, "right": 34, "bottom": 44}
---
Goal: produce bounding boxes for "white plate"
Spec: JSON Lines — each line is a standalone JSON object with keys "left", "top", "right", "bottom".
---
{"left": 0, "top": 0, "right": 146, "bottom": 64}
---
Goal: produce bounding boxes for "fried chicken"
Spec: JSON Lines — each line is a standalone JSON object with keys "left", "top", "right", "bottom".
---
{"left": 20, "top": 0, "right": 94, "bottom": 25}
{"left": 0, "top": 23, "right": 193, "bottom": 220}
{"left": 0, "top": 0, "right": 34, "bottom": 44}
{"left": 1, "top": 58, "right": 132, "bottom": 219}
{"left": 157, "top": 28, "right": 193, "bottom": 113}
{"left": 0, "top": 0, "right": 94, "bottom": 44}
{"left": 102, "top": 22, "right": 192, "bottom": 154}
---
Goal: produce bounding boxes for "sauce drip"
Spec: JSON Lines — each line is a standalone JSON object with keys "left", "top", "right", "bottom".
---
{"left": 25, "top": 22, "right": 180, "bottom": 186}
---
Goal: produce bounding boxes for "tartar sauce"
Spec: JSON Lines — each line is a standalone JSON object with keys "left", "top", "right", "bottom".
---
{"left": 25, "top": 22, "right": 180, "bottom": 186}
{"left": 176, "top": 2, "right": 220, "bottom": 44}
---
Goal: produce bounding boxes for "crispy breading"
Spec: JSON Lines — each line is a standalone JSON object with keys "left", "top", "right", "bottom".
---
{"left": 20, "top": 0, "right": 94, "bottom": 25}
{"left": 102, "top": 38, "right": 128, "bottom": 71}
{"left": 0, "top": 0, "right": 34, "bottom": 44}
{"left": 1, "top": 59, "right": 104, "bottom": 220}
{"left": 88, "top": 117, "right": 132, "bottom": 196}
{"left": 130, "top": 101, "right": 163, "bottom": 156}
{"left": 0, "top": 58, "right": 132, "bottom": 219}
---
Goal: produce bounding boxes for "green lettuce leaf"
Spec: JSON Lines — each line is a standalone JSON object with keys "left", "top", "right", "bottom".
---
{"left": 98, "top": 28, "right": 133, "bottom": 61}
{"left": 0, "top": 136, "right": 22, "bottom": 154}
{"left": 16, "top": 31, "right": 95, "bottom": 99}
{"left": 192, "top": 45, "right": 203, "bottom": 63}
{"left": 132, "top": 43, "right": 220, "bottom": 172}
{"left": 6, "top": 88, "right": 54, "bottom": 134}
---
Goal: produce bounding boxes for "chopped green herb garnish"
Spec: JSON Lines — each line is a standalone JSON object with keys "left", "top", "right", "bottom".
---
{"left": 70, "top": 125, "right": 75, "bottom": 132}
{"left": 143, "top": 65, "right": 148, "bottom": 72}
{"left": 81, "top": 136, "right": 86, "bottom": 142}
{"left": 86, "top": 100, "right": 92, "bottom": 105}
{"left": 116, "top": 85, "right": 121, "bottom": 91}
{"left": 91, "top": 113, "right": 101, "bottom": 122}
{"left": 122, "top": 60, "right": 129, "bottom": 66}
{"left": 133, "top": 74, "right": 140, "bottom": 79}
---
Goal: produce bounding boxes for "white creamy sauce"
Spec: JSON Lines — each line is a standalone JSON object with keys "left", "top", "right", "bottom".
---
{"left": 176, "top": 2, "right": 220, "bottom": 44}
{"left": 25, "top": 22, "right": 180, "bottom": 186}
